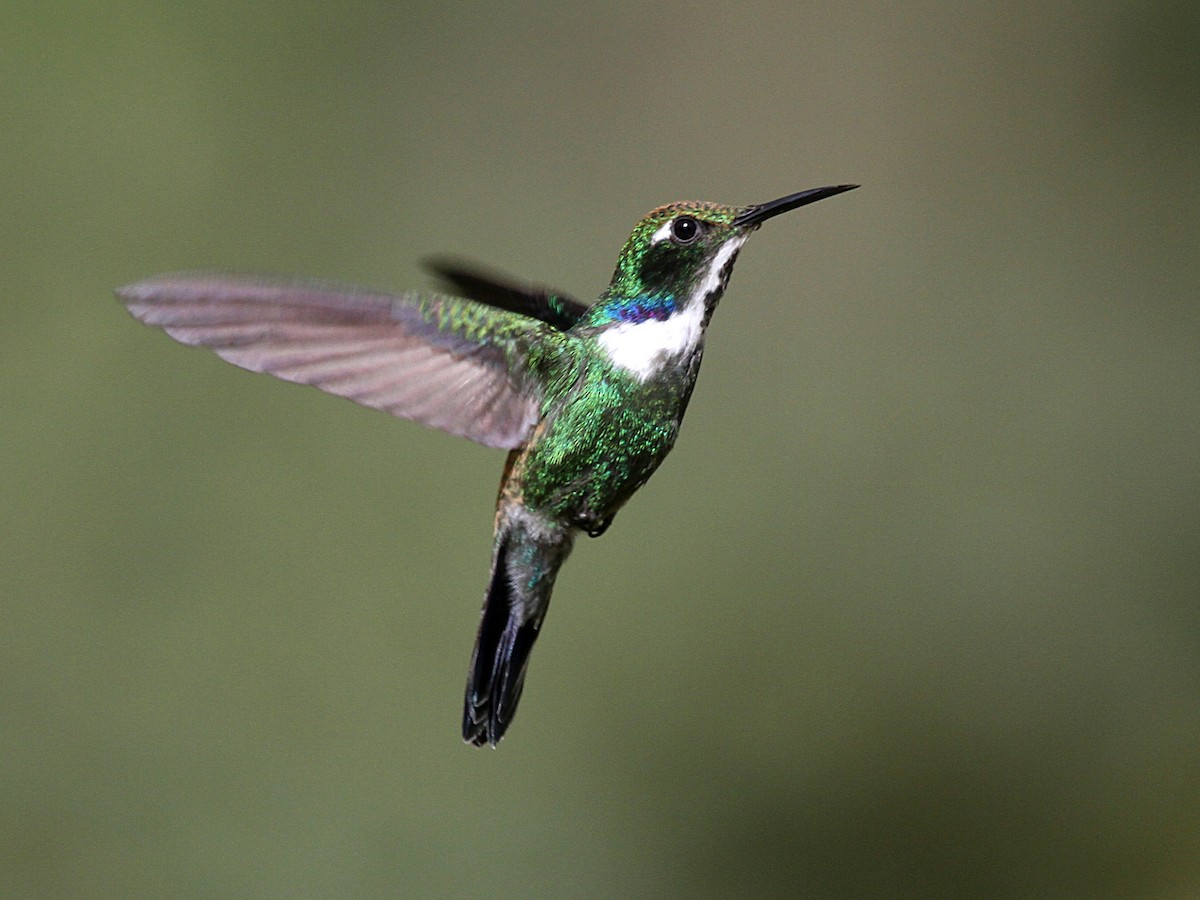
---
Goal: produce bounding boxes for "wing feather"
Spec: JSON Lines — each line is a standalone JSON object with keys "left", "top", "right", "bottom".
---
{"left": 422, "top": 256, "right": 589, "bottom": 331}
{"left": 116, "top": 272, "right": 556, "bottom": 449}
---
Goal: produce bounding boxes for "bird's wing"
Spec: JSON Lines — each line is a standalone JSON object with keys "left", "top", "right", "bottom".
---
{"left": 423, "top": 256, "right": 589, "bottom": 332}
{"left": 117, "top": 271, "right": 557, "bottom": 449}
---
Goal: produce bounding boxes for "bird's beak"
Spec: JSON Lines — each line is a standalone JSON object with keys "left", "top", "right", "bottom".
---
{"left": 732, "top": 185, "right": 859, "bottom": 228}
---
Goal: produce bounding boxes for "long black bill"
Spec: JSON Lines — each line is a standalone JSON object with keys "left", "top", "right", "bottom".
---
{"left": 732, "top": 184, "right": 859, "bottom": 228}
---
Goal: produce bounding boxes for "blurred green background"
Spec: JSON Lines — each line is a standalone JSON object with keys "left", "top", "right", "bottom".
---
{"left": 4, "top": 1, "right": 1199, "bottom": 896}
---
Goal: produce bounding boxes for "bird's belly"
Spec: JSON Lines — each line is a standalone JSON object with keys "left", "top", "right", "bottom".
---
{"left": 517, "top": 377, "right": 688, "bottom": 524}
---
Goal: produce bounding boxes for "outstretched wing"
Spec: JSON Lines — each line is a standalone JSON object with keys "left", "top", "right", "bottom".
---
{"left": 117, "top": 272, "right": 555, "bottom": 449}
{"left": 423, "top": 256, "right": 589, "bottom": 332}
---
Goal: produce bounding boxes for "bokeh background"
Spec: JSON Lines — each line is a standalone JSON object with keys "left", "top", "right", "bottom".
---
{"left": 4, "top": 2, "right": 1198, "bottom": 896}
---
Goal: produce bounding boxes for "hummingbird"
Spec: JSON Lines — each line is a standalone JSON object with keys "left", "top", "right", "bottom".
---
{"left": 117, "top": 184, "right": 858, "bottom": 746}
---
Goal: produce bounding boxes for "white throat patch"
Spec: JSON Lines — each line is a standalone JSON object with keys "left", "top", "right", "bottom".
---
{"left": 598, "top": 235, "right": 746, "bottom": 381}
{"left": 696, "top": 234, "right": 746, "bottom": 300}
{"left": 597, "top": 304, "right": 705, "bottom": 380}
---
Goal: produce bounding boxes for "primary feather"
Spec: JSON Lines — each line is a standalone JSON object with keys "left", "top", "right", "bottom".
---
{"left": 117, "top": 272, "right": 552, "bottom": 449}
{"left": 422, "top": 256, "right": 589, "bottom": 331}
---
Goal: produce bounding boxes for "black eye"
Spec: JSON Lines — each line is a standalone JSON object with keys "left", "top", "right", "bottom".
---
{"left": 671, "top": 216, "right": 702, "bottom": 244}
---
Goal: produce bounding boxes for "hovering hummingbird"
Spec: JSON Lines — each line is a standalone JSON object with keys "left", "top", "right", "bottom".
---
{"left": 117, "top": 184, "right": 858, "bottom": 746}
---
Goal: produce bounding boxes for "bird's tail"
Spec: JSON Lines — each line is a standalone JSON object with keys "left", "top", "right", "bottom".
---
{"left": 463, "top": 510, "right": 574, "bottom": 746}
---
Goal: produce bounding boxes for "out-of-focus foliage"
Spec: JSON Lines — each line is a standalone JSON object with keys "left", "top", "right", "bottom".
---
{"left": 2, "top": 2, "right": 1197, "bottom": 896}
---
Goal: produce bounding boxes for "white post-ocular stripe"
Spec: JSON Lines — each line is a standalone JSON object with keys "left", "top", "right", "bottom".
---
{"left": 598, "top": 236, "right": 746, "bottom": 381}
{"left": 649, "top": 220, "right": 676, "bottom": 245}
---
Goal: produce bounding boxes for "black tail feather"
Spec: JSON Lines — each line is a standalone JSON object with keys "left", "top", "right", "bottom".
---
{"left": 462, "top": 519, "right": 569, "bottom": 746}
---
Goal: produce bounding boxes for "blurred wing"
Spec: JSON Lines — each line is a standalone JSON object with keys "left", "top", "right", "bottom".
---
{"left": 117, "top": 272, "right": 553, "bottom": 449}
{"left": 423, "top": 256, "right": 589, "bottom": 331}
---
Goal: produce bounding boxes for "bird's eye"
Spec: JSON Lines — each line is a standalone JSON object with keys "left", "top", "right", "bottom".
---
{"left": 670, "top": 216, "right": 702, "bottom": 244}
